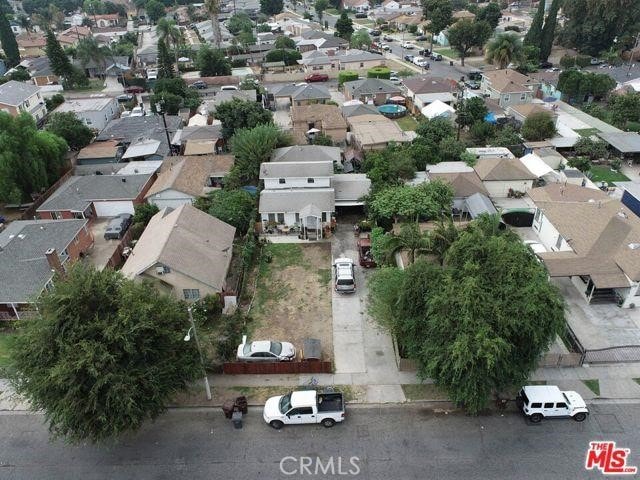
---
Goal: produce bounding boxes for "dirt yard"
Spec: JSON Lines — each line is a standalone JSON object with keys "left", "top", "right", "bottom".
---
{"left": 248, "top": 243, "right": 333, "bottom": 361}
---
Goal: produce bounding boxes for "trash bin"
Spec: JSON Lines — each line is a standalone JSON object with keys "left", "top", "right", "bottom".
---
{"left": 232, "top": 410, "right": 243, "bottom": 429}
{"left": 222, "top": 400, "right": 235, "bottom": 419}
{"left": 449, "top": 60, "right": 454, "bottom": 66}
{"left": 235, "top": 396, "right": 248, "bottom": 414}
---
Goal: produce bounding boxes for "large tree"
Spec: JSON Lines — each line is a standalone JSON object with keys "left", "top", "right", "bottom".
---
{"left": 447, "top": 19, "right": 492, "bottom": 66}
{"left": 157, "top": 18, "right": 183, "bottom": 68}
{"left": 521, "top": 111, "right": 557, "bottom": 141}
{"left": 45, "top": 29, "right": 74, "bottom": 81}
{"left": 335, "top": 11, "right": 354, "bottom": 40}
{"left": 367, "top": 180, "right": 454, "bottom": 223}
{"left": 0, "top": 112, "right": 68, "bottom": 203}
{"left": 367, "top": 215, "right": 565, "bottom": 414}
{"left": 214, "top": 97, "right": 273, "bottom": 139}
{"left": 485, "top": 32, "right": 523, "bottom": 69}
{"left": 198, "top": 188, "right": 256, "bottom": 234}
{"left": 475, "top": 2, "right": 501, "bottom": 29}
{"left": 157, "top": 39, "right": 175, "bottom": 79}
{"left": 538, "top": 0, "right": 560, "bottom": 62}
{"left": 455, "top": 96, "right": 488, "bottom": 129}
{"left": 557, "top": 70, "right": 617, "bottom": 103}
{"left": 610, "top": 92, "right": 640, "bottom": 128}
{"left": 0, "top": 5, "right": 20, "bottom": 67}
{"left": 260, "top": 0, "right": 283, "bottom": 15}
{"left": 75, "top": 37, "right": 110, "bottom": 75}
{"left": 264, "top": 48, "right": 301, "bottom": 65}
{"left": 350, "top": 29, "right": 372, "bottom": 49}
{"left": 197, "top": 44, "right": 232, "bottom": 76}
{"left": 227, "top": 124, "right": 291, "bottom": 187}
{"left": 314, "top": 0, "right": 329, "bottom": 26}
{"left": 145, "top": 0, "right": 165, "bottom": 23}
{"left": 422, "top": 0, "right": 453, "bottom": 53}
{"left": 9, "top": 264, "right": 201, "bottom": 443}
{"left": 205, "top": 0, "right": 223, "bottom": 47}
{"left": 45, "top": 112, "right": 94, "bottom": 150}
{"left": 523, "top": 0, "right": 544, "bottom": 47}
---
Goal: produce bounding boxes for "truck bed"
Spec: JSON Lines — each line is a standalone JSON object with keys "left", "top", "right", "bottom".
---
{"left": 317, "top": 393, "right": 344, "bottom": 413}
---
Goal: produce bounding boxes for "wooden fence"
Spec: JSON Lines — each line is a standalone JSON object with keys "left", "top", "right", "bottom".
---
{"left": 104, "top": 228, "right": 134, "bottom": 270}
{"left": 223, "top": 361, "right": 332, "bottom": 375}
{"left": 21, "top": 168, "right": 74, "bottom": 220}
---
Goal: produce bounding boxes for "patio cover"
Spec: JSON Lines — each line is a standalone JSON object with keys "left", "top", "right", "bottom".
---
{"left": 520, "top": 153, "right": 554, "bottom": 178}
{"left": 597, "top": 132, "right": 640, "bottom": 154}
{"left": 539, "top": 252, "right": 631, "bottom": 289}
{"left": 300, "top": 203, "right": 322, "bottom": 219}
{"left": 465, "top": 192, "right": 497, "bottom": 218}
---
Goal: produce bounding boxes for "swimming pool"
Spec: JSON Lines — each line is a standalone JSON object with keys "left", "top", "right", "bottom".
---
{"left": 378, "top": 104, "right": 407, "bottom": 118}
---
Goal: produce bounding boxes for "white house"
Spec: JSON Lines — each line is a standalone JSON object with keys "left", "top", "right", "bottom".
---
{"left": 473, "top": 156, "right": 537, "bottom": 198}
{"left": 0, "top": 80, "right": 46, "bottom": 123}
{"left": 382, "top": 0, "right": 401, "bottom": 9}
{"left": 53, "top": 96, "right": 119, "bottom": 132}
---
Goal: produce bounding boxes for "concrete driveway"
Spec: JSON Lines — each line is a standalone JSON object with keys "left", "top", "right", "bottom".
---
{"left": 85, "top": 219, "right": 120, "bottom": 271}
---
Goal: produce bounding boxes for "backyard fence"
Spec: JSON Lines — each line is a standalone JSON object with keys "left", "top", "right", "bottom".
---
{"left": 223, "top": 361, "right": 332, "bottom": 375}
{"left": 583, "top": 346, "right": 640, "bottom": 364}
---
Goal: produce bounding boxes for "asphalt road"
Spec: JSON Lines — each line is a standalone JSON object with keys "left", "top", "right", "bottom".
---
{"left": 1, "top": 403, "right": 639, "bottom": 479}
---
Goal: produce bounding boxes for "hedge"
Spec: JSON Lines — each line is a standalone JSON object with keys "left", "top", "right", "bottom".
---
{"left": 367, "top": 66, "right": 391, "bottom": 79}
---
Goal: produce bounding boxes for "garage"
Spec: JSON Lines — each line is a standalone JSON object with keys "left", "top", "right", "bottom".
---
{"left": 93, "top": 200, "right": 135, "bottom": 217}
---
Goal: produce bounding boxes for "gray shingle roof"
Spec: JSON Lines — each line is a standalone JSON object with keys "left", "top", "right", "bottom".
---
{"left": 37, "top": 174, "right": 152, "bottom": 212}
{"left": 343, "top": 78, "right": 401, "bottom": 97}
{"left": 260, "top": 161, "right": 333, "bottom": 179}
{"left": 259, "top": 188, "right": 335, "bottom": 213}
{"left": 271, "top": 145, "right": 341, "bottom": 163}
{"left": 96, "top": 115, "right": 183, "bottom": 157}
{"left": 0, "top": 219, "right": 88, "bottom": 303}
{"left": 341, "top": 103, "right": 381, "bottom": 118}
{"left": 291, "top": 83, "right": 331, "bottom": 101}
{"left": 0, "top": 80, "right": 40, "bottom": 106}
{"left": 335, "top": 50, "right": 385, "bottom": 63}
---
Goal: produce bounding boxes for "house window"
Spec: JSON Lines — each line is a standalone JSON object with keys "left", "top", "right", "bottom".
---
{"left": 183, "top": 289, "right": 200, "bottom": 300}
{"left": 278, "top": 178, "right": 286, "bottom": 184}
{"left": 53, "top": 211, "right": 63, "bottom": 219}
{"left": 308, "top": 122, "right": 315, "bottom": 130}
{"left": 73, "top": 211, "right": 84, "bottom": 219}
{"left": 307, "top": 178, "right": 315, "bottom": 184}
{"left": 322, "top": 212, "right": 327, "bottom": 222}
{"left": 295, "top": 213, "right": 300, "bottom": 223}
{"left": 360, "top": 62, "right": 364, "bottom": 68}
{"left": 520, "top": 93, "right": 527, "bottom": 101}
{"left": 555, "top": 234, "right": 563, "bottom": 250}
{"left": 503, "top": 94, "right": 510, "bottom": 102}
{"left": 277, "top": 213, "right": 285, "bottom": 224}
{"left": 268, "top": 213, "right": 276, "bottom": 223}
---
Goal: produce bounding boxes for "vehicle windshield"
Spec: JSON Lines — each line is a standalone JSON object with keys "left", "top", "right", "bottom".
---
{"left": 243, "top": 343, "right": 252, "bottom": 355}
{"left": 520, "top": 390, "right": 529, "bottom": 406}
{"left": 279, "top": 393, "right": 292, "bottom": 414}
{"left": 337, "top": 279, "right": 354, "bottom": 286}
{"left": 270, "top": 341, "right": 282, "bottom": 355}
{"left": 562, "top": 392, "right": 572, "bottom": 406}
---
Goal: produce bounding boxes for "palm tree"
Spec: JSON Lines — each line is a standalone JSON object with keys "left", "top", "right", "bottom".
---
{"left": 429, "top": 218, "right": 460, "bottom": 265}
{"left": 156, "top": 18, "right": 183, "bottom": 70}
{"left": 76, "top": 37, "right": 110, "bottom": 77}
{"left": 205, "top": 0, "right": 222, "bottom": 48}
{"left": 384, "top": 223, "right": 432, "bottom": 266}
{"left": 485, "top": 32, "right": 523, "bottom": 69}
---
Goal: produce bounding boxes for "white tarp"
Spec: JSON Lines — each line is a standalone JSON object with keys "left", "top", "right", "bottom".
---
{"left": 188, "top": 113, "right": 208, "bottom": 126}
{"left": 421, "top": 99, "right": 455, "bottom": 119}
{"left": 520, "top": 153, "right": 554, "bottom": 178}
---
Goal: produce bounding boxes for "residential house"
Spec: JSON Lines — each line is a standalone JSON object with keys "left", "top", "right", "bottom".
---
{"left": 390, "top": 14, "right": 424, "bottom": 31}
{"left": 402, "top": 75, "right": 455, "bottom": 113}
{"left": 199, "top": 89, "right": 257, "bottom": 116}
{"left": 171, "top": 124, "right": 225, "bottom": 155}
{"left": 56, "top": 26, "right": 92, "bottom": 47}
{"left": 96, "top": 115, "right": 183, "bottom": 159}
{"left": 452, "top": 10, "right": 476, "bottom": 21}
{"left": 342, "top": 0, "right": 370, "bottom": 13}
{"left": 529, "top": 183, "right": 640, "bottom": 308}
{"left": 64, "top": 13, "right": 86, "bottom": 26}
{"left": 145, "top": 155, "right": 234, "bottom": 208}
{"left": 91, "top": 14, "right": 120, "bottom": 28}
{"left": 342, "top": 78, "right": 402, "bottom": 105}
{"left": 382, "top": 0, "right": 401, "bottom": 9}
{"left": 297, "top": 31, "right": 348, "bottom": 54}
{"left": 528, "top": 70, "right": 562, "bottom": 100}
{"left": 480, "top": 69, "right": 541, "bottom": 108}
{"left": 273, "top": 83, "right": 331, "bottom": 107}
{"left": 506, "top": 102, "right": 557, "bottom": 126}
{"left": 298, "top": 50, "right": 336, "bottom": 72}
{"left": 0, "top": 219, "right": 94, "bottom": 318}
{"left": 0, "top": 80, "right": 46, "bottom": 123}
{"left": 271, "top": 145, "right": 342, "bottom": 164}
{"left": 473, "top": 156, "right": 537, "bottom": 197}
{"left": 291, "top": 104, "right": 347, "bottom": 145}
{"left": 121, "top": 204, "right": 236, "bottom": 301}
{"left": 333, "top": 174, "right": 371, "bottom": 207}
{"left": 76, "top": 140, "right": 122, "bottom": 165}
{"left": 15, "top": 57, "right": 59, "bottom": 88}
{"left": 15, "top": 33, "right": 46, "bottom": 57}
{"left": 53, "top": 96, "right": 119, "bottom": 132}
{"left": 341, "top": 103, "right": 380, "bottom": 118}
{"left": 37, "top": 174, "right": 154, "bottom": 219}
{"left": 335, "top": 49, "right": 386, "bottom": 71}
{"left": 347, "top": 114, "right": 414, "bottom": 150}
{"left": 425, "top": 161, "right": 489, "bottom": 214}
{"left": 75, "top": 56, "right": 130, "bottom": 78}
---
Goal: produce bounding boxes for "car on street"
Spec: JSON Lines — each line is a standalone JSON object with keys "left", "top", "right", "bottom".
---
{"left": 415, "top": 35, "right": 428, "bottom": 41}
{"left": 381, "top": 43, "right": 391, "bottom": 51}
{"left": 370, "top": 29, "right": 381, "bottom": 36}
{"left": 383, "top": 35, "right": 394, "bottom": 42}
{"left": 104, "top": 213, "right": 133, "bottom": 240}
{"left": 220, "top": 85, "right": 239, "bottom": 91}
{"left": 418, "top": 48, "right": 431, "bottom": 56}
{"left": 430, "top": 53, "right": 443, "bottom": 61}
{"left": 413, "top": 56, "right": 428, "bottom": 67}
{"left": 355, "top": 12, "right": 367, "bottom": 18}
{"left": 402, "top": 42, "right": 415, "bottom": 49}
{"left": 334, "top": 257, "right": 356, "bottom": 293}
{"left": 188, "top": 80, "right": 207, "bottom": 89}
{"left": 124, "top": 85, "right": 144, "bottom": 94}
{"left": 516, "top": 385, "right": 588, "bottom": 423}
{"left": 465, "top": 80, "right": 480, "bottom": 89}
{"left": 390, "top": 75, "right": 401, "bottom": 85}
{"left": 116, "top": 93, "right": 134, "bottom": 102}
{"left": 263, "top": 390, "right": 345, "bottom": 429}
{"left": 404, "top": 54, "right": 415, "bottom": 62}
{"left": 236, "top": 335, "right": 296, "bottom": 362}
{"left": 305, "top": 73, "right": 329, "bottom": 82}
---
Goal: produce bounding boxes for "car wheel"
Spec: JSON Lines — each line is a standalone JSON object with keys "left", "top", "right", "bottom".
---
{"left": 270, "top": 420, "right": 284, "bottom": 430}
{"left": 529, "top": 413, "right": 543, "bottom": 423}
{"left": 321, "top": 418, "right": 335, "bottom": 428}
{"left": 573, "top": 412, "right": 587, "bottom": 422}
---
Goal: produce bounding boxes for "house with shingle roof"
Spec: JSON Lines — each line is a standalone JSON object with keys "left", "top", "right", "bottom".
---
{"left": 146, "top": 155, "right": 234, "bottom": 209}
{"left": 273, "top": 83, "right": 332, "bottom": 106}
{"left": 121, "top": 204, "right": 236, "bottom": 301}
{"left": 291, "top": 104, "right": 347, "bottom": 145}
{"left": 473, "top": 156, "right": 537, "bottom": 197}
{"left": 0, "top": 80, "right": 46, "bottom": 122}
{"left": 402, "top": 75, "right": 456, "bottom": 113}
{"left": 425, "top": 161, "right": 489, "bottom": 212}
{"left": 528, "top": 183, "right": 640, "bottom": 307}
{"left": 343, "top": 77, "right": 402, "bottom": 105}
{"left": 480, "top": 69, "right": 542, "bottom": 108}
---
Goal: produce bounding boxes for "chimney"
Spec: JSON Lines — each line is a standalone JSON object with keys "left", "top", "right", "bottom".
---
{"left": 45, "top": 248, "right": 65, "bottom": 277}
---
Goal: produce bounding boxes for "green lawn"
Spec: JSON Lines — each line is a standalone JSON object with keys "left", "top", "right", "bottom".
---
{"left": 401, "top": 384, "right": 449, "bottom": 401}
{"left": 582, "top": 379, "right": 600, "bottom": 396}
{"left": 588, "top": 165, "right": 630, "bottom": 186}
{"left": 65, "top": 79, "right": 105, "bottom": 94}
{"left": 433, "top": 47, "right": 459, "bottom": 59}
{"left": 0, "top": 332, "right": 17, "bottom": 370}
{"left": 574, "top": 128, "right": 600, "bottom": 137}
{"left": 353, "top": 19, "right": 374, "bottom": 26}
{"left": 395, "top": 115, "right": 418, "bottom": 131}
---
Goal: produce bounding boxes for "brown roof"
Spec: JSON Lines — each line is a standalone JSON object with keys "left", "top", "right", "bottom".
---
{"left": 473, "top": 157, "right": 537, "bottom": 181}
{"left": 16, "top": 33, "right": 46, "bottom": 48}
{"left": 452, "top": 10, "right": 476, "bottom": 20}
{"left": 147, "top": 155, "right": 234, "bottom": 198}
{"left": 184, "top": 139, "right": 217, "bottom": 156}
{"left": 508, "top": 103, "right": 554, "bottom": 119}
{"left": 428, "top": 171, "right": 488, "bottom": 197}
{"left": 403, "top": 76, "right": 454, "bottom": 95}
{"left": 530, "top": 183, "right": 640, "bottom": 286}
{"left": 77, "top": 140, "right": 120, "bottom": 160}
{"left": 291, "top": 104, "right": 347, "bottom": 128}
{"left": 482, "top": 69, "right": 539, "bottom": 94}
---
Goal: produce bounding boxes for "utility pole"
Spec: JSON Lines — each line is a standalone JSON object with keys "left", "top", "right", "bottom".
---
{"left": 156, "top": 98, "right": 174, "bottom": 156}
{"left": 187, "top": 307, "right": 212, "bottom": 401}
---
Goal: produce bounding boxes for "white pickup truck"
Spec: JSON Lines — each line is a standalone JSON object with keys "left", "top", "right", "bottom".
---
{"left": 263, "top": 390, "right": 345, "bottom": 429}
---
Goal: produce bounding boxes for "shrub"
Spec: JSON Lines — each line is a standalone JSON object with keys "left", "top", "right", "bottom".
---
{"left": 504, "top": 25, "right": 520, "bottom": 32}
{"left": 338, "top": 70, "right": 359, "bottom": 85}
{"left": 575, "top": 54, "right": 591, "bottom": 68}
{"left": 367, "top": 66, "right": 391, "bottom": 79}
{"left": 559, "top": 55, "right": 576, "bottom": 69}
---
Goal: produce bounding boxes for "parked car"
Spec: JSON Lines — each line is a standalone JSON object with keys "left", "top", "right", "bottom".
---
{"left": 415, "top": 35, "right": 428, "bottom": 41}
{"left": 220, "top": 85, "right": 238, "bottom": 91}
{"left": 370, "top": 29, "right": 381, "bottom": 36}
{"left": 236, "top": 335, "right": 296, "bottom": 362}
{"left": 383, "top": 35, "right": 394, "bottom": 42}
{"left": 539, "top": 61, "right": 553, "bottom": 69}
{"left": 590, "top": 58, "right": 602, "bottom": 65}
{"left": 381, "top": 43, "right": 391, "bottom": 51}
{"left": 305, "top": 73, "right": 329, "bottom": 82}
{"left": 355, "top": 12, "right": 367, "bottom": 18}
{"left": 413, "top": 56, "right": 428, "bottom": 67}
{"left": 357, "top": 234, "right": 376, "bottom": 268}
{"left": 116, "top": 93, "right": 134, "bottom": 102}
{"left": 124, "top": 85, "right": 144, "bottom": 94}
{"left": 334, "top": 258, "right": 356, "bottom": 293}
{"left": 404, "top": 54, "right": 415, "bottom": 62}
{"left": 104, "top": 213, "right": 133, "bottom": 240}
{"left": 263, "top": 390, "right": 345, "bottom": 429}
{"left": 130, "top": 105, "right": 144, "bottom": 117}
{"left": 418, "top": 48, "right": 431, "bottom": 56}
{"left": 516, "top": 385, "right": 588, "bottom": 423}
{"left": 468, "top": 71, "right": 483, "bottom": 81}
{"left": 465, "top": 80, "right": 480, "bottom": 90}
{"left": 188, "top": 80, "right": 207, "bottom": 89}
{"left": 402, "top": 42, "right": 415, "bottom": 49}
{"left": 389, "top": 75, "right": 401, "bottom": 85}
{"left": 430, "top": 53, "right": 443, "bottom": 61}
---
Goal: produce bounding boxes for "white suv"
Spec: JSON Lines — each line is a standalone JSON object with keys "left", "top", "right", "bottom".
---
{"left": 516, "top": 385, "right": 589, "bottom": 423}
{"left": 334, "top": 258, "right": 356, "bottom": 293}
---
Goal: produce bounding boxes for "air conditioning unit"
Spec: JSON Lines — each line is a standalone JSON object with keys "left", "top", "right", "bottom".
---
{"left": 156, "top": 266, "right": 165, "bottom": 275}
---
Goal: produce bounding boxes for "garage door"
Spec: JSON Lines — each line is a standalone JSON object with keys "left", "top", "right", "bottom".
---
{"left": 93, "top": 201, "right": 134, "bottom": 217}
{"left": 151, "top": 198, "right": 192, "bottom": 210}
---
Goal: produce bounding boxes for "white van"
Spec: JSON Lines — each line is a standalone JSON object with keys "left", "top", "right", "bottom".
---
{"left": 220, "top": 85, "right": 238, "bottom": 91}
{"left": 516, "top": 385, "right": 588, "bottom": 423}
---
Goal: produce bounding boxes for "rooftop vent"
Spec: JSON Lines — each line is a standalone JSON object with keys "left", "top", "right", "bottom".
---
{"left": 629, "top": 243, "right": 640, "bottom": 250}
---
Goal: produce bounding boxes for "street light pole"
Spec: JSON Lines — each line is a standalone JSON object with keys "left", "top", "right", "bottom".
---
{"left": 187, "top": 307, "right": 212, "bottom": 401}
{"left": 156, "top": 98, "right": 174, "bottom": 156}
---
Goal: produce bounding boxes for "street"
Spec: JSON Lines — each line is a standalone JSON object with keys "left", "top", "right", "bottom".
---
{"left": 1, "top": 403, "right": 639, "bottom": 479}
